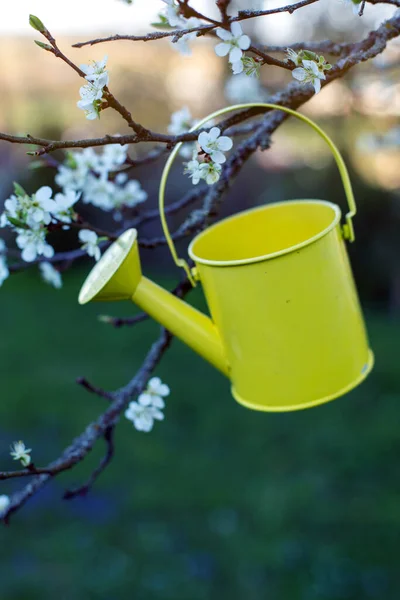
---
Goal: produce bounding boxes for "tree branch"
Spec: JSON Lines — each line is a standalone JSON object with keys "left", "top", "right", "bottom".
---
{"left": 63, "top": 426, "right": 115, "bottom": 499}
{"left": 1, "top": 328, "right": 173, "bottom": 523}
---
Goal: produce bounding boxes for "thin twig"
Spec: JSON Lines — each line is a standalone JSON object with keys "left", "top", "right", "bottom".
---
{"left": 63, "top": 427, "right": 115, "bottom": 499}
{"left": 76, "top": 378, "right": 114, "bottom": 400}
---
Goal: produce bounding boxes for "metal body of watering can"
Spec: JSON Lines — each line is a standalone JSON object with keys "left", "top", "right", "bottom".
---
{"left": 78, "top": 103, "right": 374, "bottom": 412}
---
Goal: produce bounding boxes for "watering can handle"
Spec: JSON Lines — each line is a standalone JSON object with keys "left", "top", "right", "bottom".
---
{"left": 159, "top": 102, "right": 357, "bottom": 287}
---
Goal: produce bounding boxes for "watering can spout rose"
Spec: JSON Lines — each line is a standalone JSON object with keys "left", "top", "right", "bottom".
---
{"left": 78, "top": 103, "right": 374, "bottom": 412}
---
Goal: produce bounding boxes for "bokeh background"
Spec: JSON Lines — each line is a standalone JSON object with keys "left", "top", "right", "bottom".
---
{"left": 1, "top": 1, "right": 400, "bottom": 598}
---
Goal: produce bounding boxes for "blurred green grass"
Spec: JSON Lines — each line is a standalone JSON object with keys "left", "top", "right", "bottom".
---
{"left": 0, "top": 265, "right": 399, "bottom": 599}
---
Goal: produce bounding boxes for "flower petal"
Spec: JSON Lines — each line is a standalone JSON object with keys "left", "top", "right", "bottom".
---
{"left": 35, "top": 186, "right": 53, "bottom": 202}
{"left": 158, "top": 384, "right": 170, "bottom": 397}
{"left": 231, "top": 60, "right": 244, "bottom": 74}
{"left": 209, "top": 127, "right": 221, "bottom": 141}
{"left": 238, "top": 35, "right": 251, "bottom": 50}
{"left": 216, "top": 27, "right": 232, "bottom": 41}
{"left": 211, "top": 151, "right": 226, "bottom": 164}
{"left": 22, "top": 244, "right": 37, "bottom": 262}
{"left": 198, "top": 131, "right": 211, "bottom": 151}
{"left": 215, "top": 42, "right": 230, "bottom": 57}
{"left": 313, "top": 78, "right": 321, "bottom": 94}
{"left": 138, "top": 393, "right": 152, "bottom": 406}
{"left": 217, "top": 136, "right": 233, "bottom": 151}
{"left": 148, "top": 376, "right": 161, "bottom": 390}
{"left": 152, "top": 396, "right": 165, "bottom": 409}
{"left": 43, "top": 244, "right": 54, "bottom": 258}
{"left": 229, "top": 47, "right": 243, "bottom": 64}
{"left": 230, "top": 22, "right": 243, "bottom": 37}
{"left": 292, "top": 67, "right": 307, "bottom": 82}
{"left": 303, "top": 59, "right": 319, "bottom": 76}
{"left": 151, "top": 409, "right": 165, "bottom": 421}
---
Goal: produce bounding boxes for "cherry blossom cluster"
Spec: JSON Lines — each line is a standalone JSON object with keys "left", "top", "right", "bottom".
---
{"left": 287, "top": 48, "right": 332, "bottom": 94}
{"left": 1, "top": 184, "right": 79, "bottom": 263}
{"left": 185, "top": 127, "right": 233, "bottom": 185}
{"left": 56, "top": 145, "right": 148, "bottom": 220}
{"left": 77, "top": 56, "right": 109, "bottom": 120}
{"left": 125, "top": 377, "right": 170, "bottom": 432}
{"left": 0, "top": 142, "right": 148, "bottom": 289}
{"left": 156, "top": 0, "right": 202, "bottom": 55}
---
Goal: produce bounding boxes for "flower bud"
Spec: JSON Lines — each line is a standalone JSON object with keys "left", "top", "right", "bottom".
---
{"left": 29, "top": 14, "right": 46, "bottom": 33}
{"left": 34, "top": 40, "right": 52, "bottom": 51}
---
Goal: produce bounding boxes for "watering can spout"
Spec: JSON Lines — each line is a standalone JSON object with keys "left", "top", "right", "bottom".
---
{"left": 78, "top": 229, "right": 230, "bottom": 377}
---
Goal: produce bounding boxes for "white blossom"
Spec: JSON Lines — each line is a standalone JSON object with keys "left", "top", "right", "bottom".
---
{"left": 0, "top": 256, "right": 9, "bottom": 287}
{"left": 80, "top": 56, "right": 109, "bottom": 88}
{"left": 198, "top": 127, "right": 233, "bottom": 164}
{"left": 125, "top": 397, "right": 164, "bottom": 432}
{"left": 39, "top": 262, "right": 62, "bottom": 289}
{"left": 160, "top": 0, "right": 185, "bottom": 27}
{"left": 158, "top": 2, "right": 202, "bottom": 55}
{"left": 10, "top": 440, "right": 32, "bottom": 467}
{"left": 56, "top": 147, "right": 148, "bottom": 216}
{"left": 79, "top": 229, "right": 101, "bottom": 261}
{"left": 52, "top": 190, "right": 79, "bottom": 224}
{"left": 171, "top": 19, "right": 202, "bottom": 56}
{"left": 56, "top": 165, "right": 87, "bottom": 192}
{"left": 292, "top": 59, "right": 325, "bottom": 94}
{"left": 1, "top": 194, "right": 20, "bottom": 228}
{"left": 98, "top": 144, "right": 128, "bottom": 172}
{"left": 83, "top": 175, "right": 116, "bottom": 210}
{"left": 215, "top": 22, "right": 251, "bottom": 67}
{"left": 27, "top": 186, "right": 55, "bottom": 227}
{"left": 286, "top": 48, "right": 302, "bottom": 67}
{"left": 77, "top": 83, "right": 104, "bottom": 120}
{"left": 16, "top": 228, "right": 54, "bottom": 263}
{"left": 199, "top": 162, "right": 222, "bottom": 185}
{"left": 55, "top": 148, "right": 100, "bottom": 191}
{"left": 141, "top": 377, "right": 170, "bottom": 403}
{"left": 168, "top": 106, "right": 196, "bottom": 158}
{"left": 0, "top": 495, "right": 10, "bottom": 516}
{"left": 1, "top": 186, "right": 55, "bottom": 230}
{"left": 168, "top": 107, "right": 194, "bottom": 135}
{"left": 124, "top": 376, "right": 169, "bottom": 432}
{"left": 185, "top": 157, "right": 204, "bottom": 185}
{"left": 74, "top": 147, "right": 101, "bottom": 172}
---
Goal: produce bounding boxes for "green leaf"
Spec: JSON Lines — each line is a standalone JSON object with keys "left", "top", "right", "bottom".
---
{"left": 13, "top": 182, "right": 27, "bottom": 197}
{"left": 29, "top": 14, "right": 46, "bottom": 33}
{"left": 151, "top": 14, "right": 172, "bottom": 29}
{"left": 28, "top": 161, "right": 45, "bottom": 170}
{"left": 301, "top": 50, "right": 319, "bottom": 62}
{"left": 65, "top": 151, "right": 78, "bottom": 169}
{"left": 7, "top": 217, "right": 29, "bottom": 229}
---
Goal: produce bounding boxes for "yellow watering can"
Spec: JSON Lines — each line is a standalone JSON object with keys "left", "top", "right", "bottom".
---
{"left": 78, "top": 103, "right": 374, "bottom": 412}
